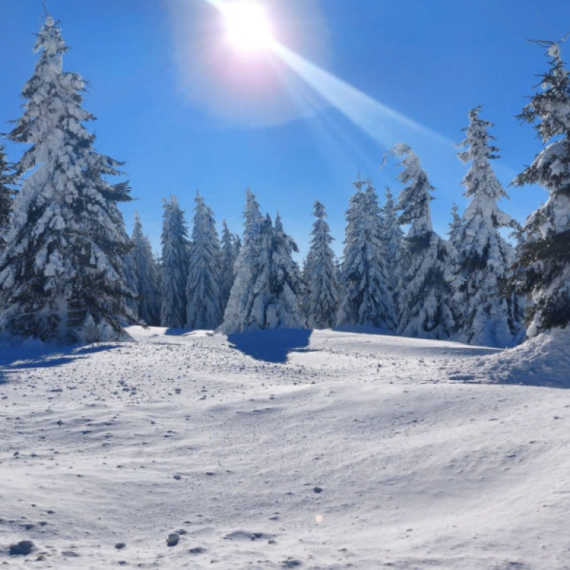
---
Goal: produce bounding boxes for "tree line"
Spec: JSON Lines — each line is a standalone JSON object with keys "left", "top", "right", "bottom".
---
{"left": 0, "top": 16, "right": 568, "bottom": 346}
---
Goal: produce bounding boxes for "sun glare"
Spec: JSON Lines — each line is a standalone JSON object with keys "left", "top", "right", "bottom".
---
{"left": 223, "top": 2, "right": 273, "bottom": 52}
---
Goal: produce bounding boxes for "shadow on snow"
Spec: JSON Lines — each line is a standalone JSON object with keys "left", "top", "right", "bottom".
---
{"left": 227, "top": 328, "right": 312, "bottom": 363}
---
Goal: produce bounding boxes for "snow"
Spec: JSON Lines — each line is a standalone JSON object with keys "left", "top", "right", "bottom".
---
{"left": 1, "top": 326, "right": 570, "bottom": 568}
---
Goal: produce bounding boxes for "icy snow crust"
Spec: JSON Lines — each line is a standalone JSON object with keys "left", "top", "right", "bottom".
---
{"left": 1, "top": 327, "right": 570, "bottom": 569}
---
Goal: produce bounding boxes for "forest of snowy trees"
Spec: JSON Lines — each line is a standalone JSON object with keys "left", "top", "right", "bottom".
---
{"left": 0, "top": 15, "right": 569, "bottom": 347}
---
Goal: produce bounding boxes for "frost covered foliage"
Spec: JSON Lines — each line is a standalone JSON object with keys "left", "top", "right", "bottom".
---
{"left": 392, "top": 144, "right": 455, "bottom": 339}
{"left": 448, "top": 203, "right": 463, "bottom": 249}
{"left": 337, "top": 177, "right": 396, "bottom": 330}
{"left": 0, "top": 16, "right": 134, "bottom": 343}
{"left": 131, "top": 213, "right": 160, "bottom": 326}
{"left": 454, "top": 107, "right": 524, "bottom": 347}
{"left": 160, "top": 196, "right": 189, "bottom": 328}
{"left": 0, "top": 145, "right": 17, "bottom": 247}
{"left": 220, "top": 220, "right": 239, "bottom": 314}
{"left": 304, "top": 201, "right": 338, "bottom": 329}
{"left": 513, "top": 41, "right": 570, "bottom": 336}
{"left": 381, "top": 186, "right": 404, "bottom": 293}
{"left": 186, "top": 193, "right": 223, "bottom": 330}
{"left": 219, "top": 190, "right": 304, "bottom": 334}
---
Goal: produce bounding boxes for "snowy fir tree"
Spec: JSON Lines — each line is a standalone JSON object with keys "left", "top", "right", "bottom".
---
{"left": 219, "top": 190, "right": 304, "bottom": 334}
{"left": 380, "top": 186, "right": 405, "bottom": 293}
{"left": 160, "top": 196, "right": 189, "bottom": 328}
{"left": 513, "top": 40, "right": 570, "bottom": 336}
{"left": 186, "top": 192, "right": 223, "bottom": 330}
{"left": 220, "top": 220, "right": 239, "bottom": 314}
{"left": 454, "top": 106, "right": 523, "bottom": 347}
{"left": 336, "top": 176, "right": 396, "bottom": 330}
{"left": 391, "top": 144, "right": 456, "bottom": 339}
{"left": 448, "top": 203, "right": 463, "bottom": 249}
{"left": 0, "top": 16, "right": 134, "bottom": 343}
{"left": 303, "top": 201, "right": 338, "bottom": 329}
{"left": 0, "top": 144, "right": 17, "bottom": 247}
{"left": 123, "top": 250, "right": 140, "bottom": 317}
{"left": 131, "top": 213, "right": 160, "bottom": 326}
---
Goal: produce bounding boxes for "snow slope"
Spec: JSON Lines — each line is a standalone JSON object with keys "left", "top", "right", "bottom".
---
{"left": 1, "top": 327, "right": 570, "bottom": 569}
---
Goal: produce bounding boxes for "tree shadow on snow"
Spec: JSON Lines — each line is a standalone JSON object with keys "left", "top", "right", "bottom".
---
{"left": 227, "top": 329, "right": 312, "bottom": 363}
{"left": 0, "top": 343, "right": 122, "bottom": 384}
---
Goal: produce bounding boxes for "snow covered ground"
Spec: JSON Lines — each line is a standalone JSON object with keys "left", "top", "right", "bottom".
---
{"left": 1, "top": 326, "right": 570, "bottom": 569}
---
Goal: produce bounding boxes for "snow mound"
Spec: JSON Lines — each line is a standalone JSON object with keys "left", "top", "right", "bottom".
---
{"left": 472, "top": 327, "right": 570, "bottom": 388}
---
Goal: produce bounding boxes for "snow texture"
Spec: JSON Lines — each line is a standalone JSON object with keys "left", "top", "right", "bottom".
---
{"left": 1, "top": 325, "right": 570, "bottom": 569}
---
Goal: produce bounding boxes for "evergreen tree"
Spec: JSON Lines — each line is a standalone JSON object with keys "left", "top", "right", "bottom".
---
{"left": 337, "top": 176, "right": 396, "bottom": 329}
{"left": 0, "top": 15, "right": 134, "bottom": 343}
{"left": 160, "top": 196, "right": 189, "bottom": 328}
{"left": 454, "top": 106, "right": 523, "bottom": 346}
{"left": 186, "top": 192, "right": 223, "bottom": 329}
{"left": 304, "top": 200, "right": 338, "bottom": 329}
{"left": 391, "top": 144, "right": 456, "bottom": 339}
{"left": 219, "top": 190, "right": 304, "bottom": 333}
{"left": 513, "top": 40, "right": 570, "bottom": 336}
{"left": 220, "top": 220, "right": 238, "bottom": 313}
{"left": 0, "top": 144, "right": 17, "bottom": 247}
{"left": 381, "top": 186, "right": 404, "bottom": 293}
{"left": 131, "top": 213, "right": 160, "bottom": 326}
{"left": 448, "top": 203, "right": 463, "bottom": 248}
{"left": 123, "top": 250, "right": 140, "bottom": 316}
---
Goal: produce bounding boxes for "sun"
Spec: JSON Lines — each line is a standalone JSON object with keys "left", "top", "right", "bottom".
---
{"left": 222, "top": 2, "right": 274, "bottom": 53}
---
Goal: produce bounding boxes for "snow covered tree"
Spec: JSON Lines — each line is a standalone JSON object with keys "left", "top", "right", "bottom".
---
{"left": 160, "top": 196, "right": 189, "bottom": 328}
{"left": 513, "top": 40, "right": 570, "bottom": 336}
{"left": 131, "top": 213, "right": 160, "bottom": 326}
{"left": 391, "top": 144, "right": 456, "bottom": 339}
{"left": 336, "top": 176, "right": 396, "bottom": 330}
{"left": 0, "top": 144, "right": 17, "bottom": 247}
{"left": 220, "top": 220, "right": 238, "bottom": 313}
{"left": 186, "top": 192, "right": 223, "bottom": 330}
{"left": 219, "top": 190, "right": 304, "bottom": 333}
{"left": 304, "top": 200, "right": 338, "bottom": 329}
{"left": 380, "top": 186, "right": 404, "bottom": 293}
{"left": 454, "top": 106, "right": 523, "bottom": 346}
{"left": 0, "top": 15, "right": 135, "bottom": 343}
{"left": 448, "top": 203, "right": 463, "bottom": 249}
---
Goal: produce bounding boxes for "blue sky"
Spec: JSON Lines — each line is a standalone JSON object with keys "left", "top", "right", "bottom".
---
{"left": 1, "top": 0, "right": 569, "bottom": 256}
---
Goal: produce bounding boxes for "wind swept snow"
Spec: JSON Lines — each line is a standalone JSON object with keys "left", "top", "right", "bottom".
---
{"left": 1, "top": 327, "right": 570, "bottom": 569}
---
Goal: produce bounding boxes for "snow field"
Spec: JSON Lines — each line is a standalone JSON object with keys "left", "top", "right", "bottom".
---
{"left": 1, "top": 327, "right": 570, "bottom": 569}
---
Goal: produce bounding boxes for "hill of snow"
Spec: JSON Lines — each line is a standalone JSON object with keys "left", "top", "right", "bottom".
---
{"left": 1, "top": 327, "right": 570, "bottom": 569}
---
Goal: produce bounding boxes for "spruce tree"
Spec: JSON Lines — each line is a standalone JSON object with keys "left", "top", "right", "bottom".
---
{"left": 391, "top": 144, "right": 455, "bottom": 339}
{"left": 0, "top": 15, "right": 134, "bottom": 343}
{"left": 160, "top": 196, "right": 189, "bottom": 328}
{"left": 219, "top": 190, "right": 304, "bottom": 333}
{"left": 220, "top": 220, "right": 238, "bottom": 314}
{"left": 304, "top": 201, "right": 338, "bottom": 329}
{"left": 513, "top": 40, "right": 570, "bottom": 336}
{"left": 337, "top": 176, "right": 396, "bottom": 329}
{"left": 131, "top": 213, "right": 160, "bottom": 326}
{"left": 454, "top": 106, "right": 523, "bottom": 346}
{"left": 381, "top": 186, "right": 404, "bottom": 294}
{"left": 186, "top": 192, "right": 223, "bottom": 330}
{"left": 0, "top": 144, "right": 17, "bottom": 247}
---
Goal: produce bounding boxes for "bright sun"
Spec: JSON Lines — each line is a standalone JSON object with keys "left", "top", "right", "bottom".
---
{"left": 223, "top": 2, "right": 273, "bottom": 52}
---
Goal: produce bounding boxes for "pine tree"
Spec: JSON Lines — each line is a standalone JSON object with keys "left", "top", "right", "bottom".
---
{"left": 0, "top": 15, "right": 134, "bottom": 343}
{"left": 220, "top": 220, "right": 238, "bottom": 314}
{"left": 186, "top": 192, "right": 223, "bottom": 330}
{"left": 448, "top": 203, "right": 463, "bottom": 248}
{"left": 160, "top": 196, "right": 189, "bottom": 328}
{"left": 337, "top": 176, "right": 396, "bottom": 329}
{"left": 219, "top": 190, "right": 304, "bottom": 333}
{"left": 304, "top": 201, "right": 338, "bottom": 329}
{"left": 391, "top": 144, "right": 456, "bottom": 339}
{"left": 0, "top": 145, "right": 17, "bottom": 247}
{"left": 131, "top": 213, "right": 160, "bottom": 326}
{"left": 513, "top": 40, "right": 570, "bottom": 336}
{"left": 381, "top": 186, "right": 404, "bottom": 293}
{"left": 454, "top": 106, "right": 523, "bottom": 346}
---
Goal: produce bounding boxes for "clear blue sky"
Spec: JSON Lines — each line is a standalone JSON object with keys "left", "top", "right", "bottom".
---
{"left": 1, "top": 0, "right": 569, "bottom": 256}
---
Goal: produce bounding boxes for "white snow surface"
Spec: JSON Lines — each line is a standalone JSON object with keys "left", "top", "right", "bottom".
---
{"left": 1, "top": 326, "right": 570, "bottom": 569}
